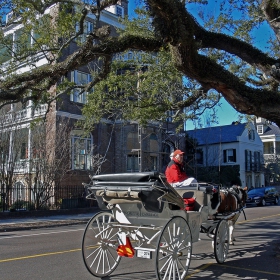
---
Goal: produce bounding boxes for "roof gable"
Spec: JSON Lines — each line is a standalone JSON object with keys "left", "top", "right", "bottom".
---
{"left": 262, "top": 124, "right": 280, "bottom": 136}
{"left": 187, "top": 123, "right": 247, "bottom": 145}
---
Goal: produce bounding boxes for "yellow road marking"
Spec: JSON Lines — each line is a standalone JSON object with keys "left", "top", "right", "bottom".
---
{"left": 216, "top": 263, "right": 280, "bottom": 277}
{"left": 187, "top": 262, "right": 280, "bottom": 278}
{"left": 185, "top": 263, "right": 213, "bottom": 279}
{"left": 237, "top": 213, "right": 280, "bottom": 224}
{"left": 1, "top": 247, "right": 280, "bottom": 278}
{"left": 0, "top": 248, "right": 81, "bottom": 263}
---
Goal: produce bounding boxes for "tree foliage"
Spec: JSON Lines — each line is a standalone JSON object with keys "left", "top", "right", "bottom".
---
{"left": 1, "top": 0, "right": 280, "bottom": 127}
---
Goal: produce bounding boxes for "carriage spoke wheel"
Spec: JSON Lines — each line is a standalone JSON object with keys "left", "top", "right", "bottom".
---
{"left": 214, "top": 219, "right": 229, "bottom": 264}
{"left": 82, "top": 211, "right": 121, "bottom": 277}
{"left": 155, "top": 216, "right": 192, "bottom": 280}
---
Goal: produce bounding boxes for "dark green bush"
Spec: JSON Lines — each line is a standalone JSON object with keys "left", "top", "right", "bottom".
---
{"left": 10, "top": 200, "right": 35, "bottom": 211}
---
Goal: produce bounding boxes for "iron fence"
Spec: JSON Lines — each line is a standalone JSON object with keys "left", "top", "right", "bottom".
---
{"left": 0, "top": 185, "right": 96, "bottom": 212}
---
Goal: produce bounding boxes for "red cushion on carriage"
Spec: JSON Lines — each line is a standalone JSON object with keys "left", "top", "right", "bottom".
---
{"left": 183, "top": 198, "right": 195, "bottom": 211}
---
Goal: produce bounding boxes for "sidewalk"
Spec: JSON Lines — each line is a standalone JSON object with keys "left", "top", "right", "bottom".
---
{"left": 0, "top": 210, "right": 99, "bottom": 232}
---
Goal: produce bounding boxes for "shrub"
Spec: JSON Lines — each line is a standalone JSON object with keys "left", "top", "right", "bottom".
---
{"left": 10, "top": 200, "right": 35, "bottom": 211}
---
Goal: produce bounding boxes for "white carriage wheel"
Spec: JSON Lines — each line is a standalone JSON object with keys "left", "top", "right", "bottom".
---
{"left": 82, "top": 211, "right": 121, "bottom": 277}
{"left": 155, "top": 216, "right": 192, "bottom": 280}
{"left": 214, "top": 219, "right": 229, "bottom": 264}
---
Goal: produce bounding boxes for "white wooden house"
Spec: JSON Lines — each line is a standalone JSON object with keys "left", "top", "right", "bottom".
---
{"left": 255, "top": 117, "right": 280, "bottom": 184}
{"left": 186, "top": 122, "right": 265, "bottom": 188}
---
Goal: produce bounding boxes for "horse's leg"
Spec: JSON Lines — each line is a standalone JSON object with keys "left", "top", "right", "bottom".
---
{"left": 228, "top": 220, "right": 234, "bottom": 245}
{"left": 229, "top": 212, "right": 241, "bottom": 245}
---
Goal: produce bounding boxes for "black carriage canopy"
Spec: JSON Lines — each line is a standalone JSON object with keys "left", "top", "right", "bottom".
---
{"left": 85, "top": 172, "right": 216, "bottom": 212}
{"left": 85, "top": 172, "right": 185, "bottom": 212}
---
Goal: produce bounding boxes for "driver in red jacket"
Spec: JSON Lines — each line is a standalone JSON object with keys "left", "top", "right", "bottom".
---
{"left": 165, "top": 149, "right": 197, "bottom": 187}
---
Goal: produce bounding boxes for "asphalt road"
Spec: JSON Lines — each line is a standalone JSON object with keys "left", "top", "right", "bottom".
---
{"left": 0, "top": 204, "right": 279, "bottom": 280}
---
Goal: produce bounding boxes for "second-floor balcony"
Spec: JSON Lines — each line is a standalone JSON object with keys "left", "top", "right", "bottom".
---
{"left": 8, "top": 159, "right": 47, "bottom": 174}
{"left": 15, "top": 109, "right": 27, "bottom": 119}
{"left": 33, "top": 104, "right": 48, "bottom": 117}
{"left": 0, "top": 104, "right": 47, "bottom": 125}
{"left": 0, "top": 111, "right": 26, "bottom": 124}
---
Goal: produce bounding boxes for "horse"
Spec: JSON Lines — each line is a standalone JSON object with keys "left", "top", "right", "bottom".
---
{"left": 217, "top": 186, "right": 247, "bottom": 245}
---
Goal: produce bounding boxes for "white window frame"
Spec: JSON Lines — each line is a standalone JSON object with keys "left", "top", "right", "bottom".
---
{"left": 127, "top": 155, "right": 139, "bottom": 172}
{"left": 71, "top": 133, "right": 93, "bottom": 170}
{"left": 2, "top": 26, "right": 37, "bottom": 64}
{"left": 116, "top": 5, "right": 124, "bottom": 17}
{"left": 224, "top": 149, "right": 236, "bottom": 163}
{"left": 166, "top": 110, "right": 174, "bottom": 122}
{"left": 0, "top": 34, "right": 13, "bottom": 63}
{"left": 227, "top": 149, "right": 234, "bottom": 162}
{"left": 257, "top": 125, "right": 263, "bottom": 134}
{"left": 70, "top": 70, "right": 92, "bottom": 104}
{"left": 149, "top": 155, "right": 158, "bottom": 171}
{"left": 76, "top": 20, "right": 94, "bottom": 43}
{"left": 105, "top": 4, "right": 124, "bottom": 17}
{"left": 6, "top": 11, "right": 14, "bottom": 24}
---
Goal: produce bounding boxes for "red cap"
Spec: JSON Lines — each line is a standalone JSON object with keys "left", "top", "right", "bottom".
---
{"left": 173, "top": 149, "right": 184, "bottom": 157}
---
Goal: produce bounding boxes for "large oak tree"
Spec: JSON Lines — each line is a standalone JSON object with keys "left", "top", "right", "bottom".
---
{"left": 1, "top": 0, "right": 280, "bottom": 127}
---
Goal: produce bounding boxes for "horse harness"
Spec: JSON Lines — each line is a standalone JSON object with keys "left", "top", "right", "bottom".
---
{"left": 221, "top": 187, "right": 243, "bottom": 212}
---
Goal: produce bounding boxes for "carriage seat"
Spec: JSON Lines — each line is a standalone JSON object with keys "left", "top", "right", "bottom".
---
{"left": 174, "top": 184, "right": 215, "bottom": 212}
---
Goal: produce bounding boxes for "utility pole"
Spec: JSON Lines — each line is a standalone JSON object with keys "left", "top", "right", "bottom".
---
{"left": 137, "top": 71, "right": 142, "bottom": 172}
{"left": 138, "top": 124, "right": 142, "bottom": 172}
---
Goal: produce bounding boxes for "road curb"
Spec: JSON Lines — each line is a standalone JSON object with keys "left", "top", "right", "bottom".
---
{"left": 0, "top": 207, "right": 98, "bottom": 220}
{"left": 0, "top": 219, "right": 90, "bottom": 232}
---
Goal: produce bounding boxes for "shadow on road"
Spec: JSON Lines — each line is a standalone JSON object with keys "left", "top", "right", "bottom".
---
{"left": 101, "top": 270, "right": 156, "bottom": 280}
{"left": 188, "top": 218, "right": 280, "bottom": 279}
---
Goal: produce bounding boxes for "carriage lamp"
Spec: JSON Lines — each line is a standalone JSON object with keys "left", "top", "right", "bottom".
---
{"left": 117, "top": 232, "right": 135, "bottom": 258}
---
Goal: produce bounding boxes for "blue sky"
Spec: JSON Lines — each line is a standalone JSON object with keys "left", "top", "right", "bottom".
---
{"left": 186, "top": 99, "right": 241, "bottom": 130}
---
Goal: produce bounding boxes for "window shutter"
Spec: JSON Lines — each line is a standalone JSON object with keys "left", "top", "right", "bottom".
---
{"left": 254, "top": 151, "right": 257, "bottom": 171}
{"left": 70, "top": 71, "right": 74, "bottom": 102}
{"left": 245, "top": 150, "right": 248, "bottom": 171}
{"left": 223, "top": 150, "right": 226, "bottom": 163}
{"left": 249, "top": 151, "right": 252, "bottom": 170}
{"left": 233, "top": 149, "right": 236, "bottom": 162}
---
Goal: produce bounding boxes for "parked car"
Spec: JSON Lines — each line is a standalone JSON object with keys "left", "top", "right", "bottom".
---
{"left": 246, "top": 186, "right": 279, "bottom": 206}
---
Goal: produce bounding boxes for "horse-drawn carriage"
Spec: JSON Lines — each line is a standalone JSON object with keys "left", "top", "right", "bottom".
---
{"left": 82, "top": 172, "right": 246, "bottom": 280}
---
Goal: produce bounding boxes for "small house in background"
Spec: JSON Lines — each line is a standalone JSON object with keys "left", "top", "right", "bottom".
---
{"left": 255, "top": 117, "right": 280, "bottom": 184}
{"left": 186, "top": 122, "right": 265, "bottom": 188}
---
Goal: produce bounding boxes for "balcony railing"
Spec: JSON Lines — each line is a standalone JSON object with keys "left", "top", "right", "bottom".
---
{"left": 15, "top": 109, "right": 27, "bottom": 120}
{"left": 33, "top": 104, "right": 47, "bottom": 116}
{"left": 0, "top": 105, "right": 48, "bottom": 125}
{"left": 264, "top": 154, "right": 280, "bottom": 162}
{"left": 14, "top": 160, "right": 29, "bottom": 171}
{"left": 0, "top": 111, "right": 27, "bottom": 124}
